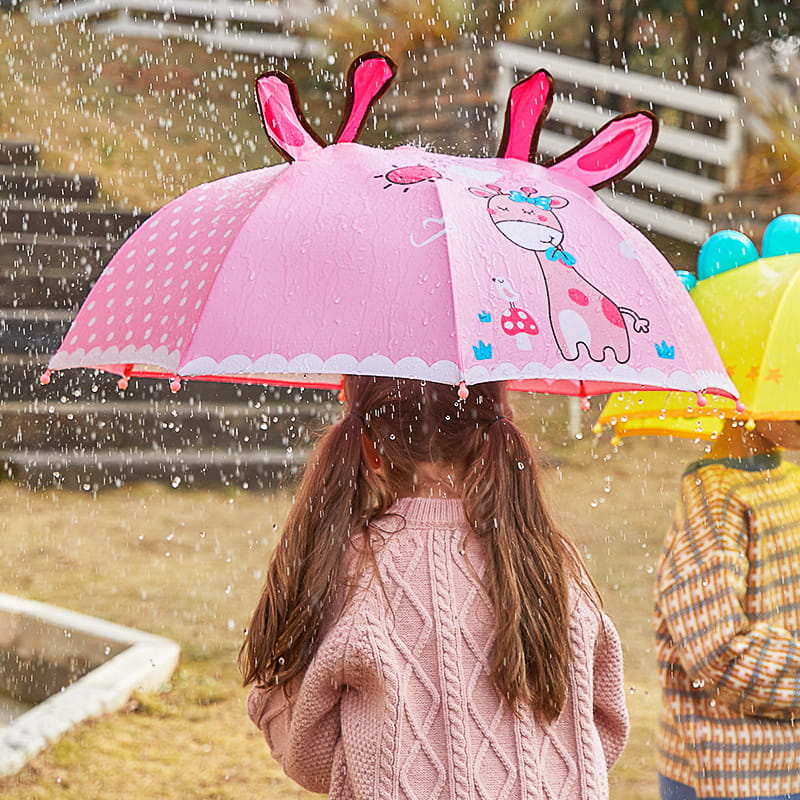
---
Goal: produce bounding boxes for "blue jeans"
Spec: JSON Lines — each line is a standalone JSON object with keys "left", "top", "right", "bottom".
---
{"left": 658, "top": 774, "right": 800, "bottom": 800}
{"left": 659, "top": 775, "right": 699, "bottom": 800}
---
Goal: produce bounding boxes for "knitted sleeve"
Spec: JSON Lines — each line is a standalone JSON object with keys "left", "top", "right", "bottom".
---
{"left": 658, "top": 468, "right": 800, "bottom": 718}
{"left": 247, "top": 679, "right": 305, "bottom": 780}
{"left": 247, "top": 646, "right": 342, "bottom": 793}
{"left": 247, "top": 605, "right": 373, "bottom": 794}
{"left": 591, "top": 611, "right": 629, "bottom": 768}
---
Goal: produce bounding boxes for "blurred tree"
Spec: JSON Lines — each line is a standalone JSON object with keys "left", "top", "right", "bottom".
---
{"left": 584, "top": 0, "right": 800, "bottom": 91}
{"left": 317, "top": 0, "right": 577, "bottom": 62}
{"left": 584, "top": 0, "right": 640, "bottom": 67}
{"left": 684, "top": 0, "right": 799, "bottom": 89}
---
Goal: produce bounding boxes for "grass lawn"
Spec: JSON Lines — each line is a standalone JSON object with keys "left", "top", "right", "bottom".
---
{"left": 0, "top": 395, "right": 740, "bottom": 800}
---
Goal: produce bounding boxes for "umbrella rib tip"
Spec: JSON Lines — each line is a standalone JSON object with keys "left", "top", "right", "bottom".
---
{"left": 695, "top": 391, "right": 708, "bottom": 408}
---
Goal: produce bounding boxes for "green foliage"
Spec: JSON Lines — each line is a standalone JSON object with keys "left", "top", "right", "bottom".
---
{"left": 315, "top": 0, "right": 579, "bottom": 64}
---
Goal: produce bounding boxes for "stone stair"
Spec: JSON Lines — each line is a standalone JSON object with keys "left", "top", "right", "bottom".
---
{"left": 0, "top": 139, "right": 334, "bottom": 489}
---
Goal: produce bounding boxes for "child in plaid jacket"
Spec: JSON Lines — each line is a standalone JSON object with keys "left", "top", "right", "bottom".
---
{"left": 654, "top": 420, "right": 800, "bottom": 800}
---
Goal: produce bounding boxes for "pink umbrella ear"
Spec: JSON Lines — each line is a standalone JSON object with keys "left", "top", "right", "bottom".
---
{"left": 497, "top": 69, "right": 554, "bottom": 161}
{"left": 545, "top": 111, "right": 659, "bottom": 190}
{"left": 255, "top": 72, "right": 326, "bottom": 163}
{"left": 334, "top": 52, "right": 397, "bottom": 144}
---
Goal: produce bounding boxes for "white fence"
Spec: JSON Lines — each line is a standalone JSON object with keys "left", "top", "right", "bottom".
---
{"left": 28, "top": 0, "right": 324, "bottom": 58}
{"left": 494, "top": 44, "right": 744, "bottom": 245}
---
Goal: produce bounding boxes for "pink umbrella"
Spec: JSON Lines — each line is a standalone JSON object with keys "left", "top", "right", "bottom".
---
{"left": 44, "top": 52, "right": 737, "bottom": 404}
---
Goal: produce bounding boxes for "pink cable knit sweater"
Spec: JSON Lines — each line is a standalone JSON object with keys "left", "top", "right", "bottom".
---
{"left": 248, "top": 497, "right": 629, "bottom": 800}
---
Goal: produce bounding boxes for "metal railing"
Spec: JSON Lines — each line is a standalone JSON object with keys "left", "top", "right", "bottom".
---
{"left": 28, "top": 0, "right": 324, "bottom": 58}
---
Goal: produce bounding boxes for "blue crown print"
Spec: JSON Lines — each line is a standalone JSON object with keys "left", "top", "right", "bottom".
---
{"left": 472, "top": 340, "right": 493, "bottom": 360}
{"left": 655, "top": 340, "right": 675, "bottom": 360}
{"left": 478, "top": 310, "right": 492, "bottom": 323}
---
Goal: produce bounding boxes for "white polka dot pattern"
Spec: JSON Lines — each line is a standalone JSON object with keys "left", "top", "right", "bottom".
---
{"left": 52, "top": 164, "right": 287, "bottom": 373}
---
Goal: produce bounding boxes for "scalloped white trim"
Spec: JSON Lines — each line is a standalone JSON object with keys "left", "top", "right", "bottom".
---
{"left": 180, "top": 353, "right": 465, "bottom": 384}
{"left": 49, "top": 348, "right": 736, "bottom": 396}
{"left": 178, "top": 353, "right": 737, "bottom": 395}
{"left": 49, "top": 345, "right": 181, "bottom": 372}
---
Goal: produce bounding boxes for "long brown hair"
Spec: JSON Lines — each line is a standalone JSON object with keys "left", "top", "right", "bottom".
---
{"left": 240, "top": 376, "right": 595, "bottom": 720}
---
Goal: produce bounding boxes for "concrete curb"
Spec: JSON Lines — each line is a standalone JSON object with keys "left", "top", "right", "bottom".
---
{"left": 0, "top": 593, "right": 180, "bottom": 778}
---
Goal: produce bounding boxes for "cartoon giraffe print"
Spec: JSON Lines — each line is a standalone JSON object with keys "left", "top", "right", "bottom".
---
{"left": 471, "top": 184, "right": 649, "bottom": 363}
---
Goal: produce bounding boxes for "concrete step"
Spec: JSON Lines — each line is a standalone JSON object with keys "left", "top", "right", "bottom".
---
{"left": 0, "top": 397, "right": 335, "bottom": 453}
{"left": 0, "top": 200, "right": 148, "bottom": 239}
{"left": 0, "top": 168, "right": 99, "bottom": 202}
{"left": 0, "top": 270, "right": 96, "bottom": 312}
{"left": 0, "top": 446, "right": 309, "bottom": 490}
{"left": 0, "top": 232, "right": 118, "bottom": 268}
{"left": 0, "top": 309, "right": 72, "bottom": 362}
{"left": 0, "top": 351, "right": 337, "bottom": 405}
{"left": 0, "top": 141, "right": 39, "bottom": 168}
{"left": 0, "top": 239, "right": 115, "bottom": 311}
{"left": 0, "top": 387, "right": 337, "bottom": 489}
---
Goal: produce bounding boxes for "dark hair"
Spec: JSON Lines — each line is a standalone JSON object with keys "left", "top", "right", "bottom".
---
{"left": 239, "top": 376, "right": 596, "bottom": 720}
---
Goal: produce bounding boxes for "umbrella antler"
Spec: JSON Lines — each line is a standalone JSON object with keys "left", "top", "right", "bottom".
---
{"left": 335, "top": 52, "right": 397, "bottom": 144}
{"left": 255, "top": 71, "right": 326, "bottom": 163}
{"left": 256, "top": 53, "right": 396, "bottom": 163}
{"left": 496, "top": 68, "right": 658, "bottom": 190}
{"left": 496, "top": 69, "right": 554, "bottom": 162}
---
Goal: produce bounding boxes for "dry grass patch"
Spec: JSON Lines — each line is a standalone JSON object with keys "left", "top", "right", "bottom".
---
{"left": 1, "top": 661, "right": 318, "bottom": 800}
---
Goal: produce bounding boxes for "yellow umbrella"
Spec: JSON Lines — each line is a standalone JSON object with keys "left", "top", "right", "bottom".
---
{"left": 597, "top": 216, "right": 800, "bottom": 441}
{"left": 596, "top": 391, "right": 733, "bottom": 441}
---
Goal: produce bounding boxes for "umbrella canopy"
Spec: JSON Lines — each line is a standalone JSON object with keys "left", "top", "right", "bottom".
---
{"left": 597, "top": 215, "right": 800, "bottom": 441}
{"left": 44, "top": 53, "right": 737, "bottom": 401}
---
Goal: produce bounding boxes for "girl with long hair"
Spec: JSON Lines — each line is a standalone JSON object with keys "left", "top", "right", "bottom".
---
{"left": 241, "top": 376, "right": 628, "bottom": 799}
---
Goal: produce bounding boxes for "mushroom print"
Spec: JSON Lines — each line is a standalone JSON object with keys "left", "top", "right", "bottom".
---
{"left": 492, "top": 276, "right": 539, "bottom": 351}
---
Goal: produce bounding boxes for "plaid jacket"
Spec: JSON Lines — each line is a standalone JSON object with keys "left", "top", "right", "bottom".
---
{"left": 654, "top": 453, "right": 800, "bottom": 799}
